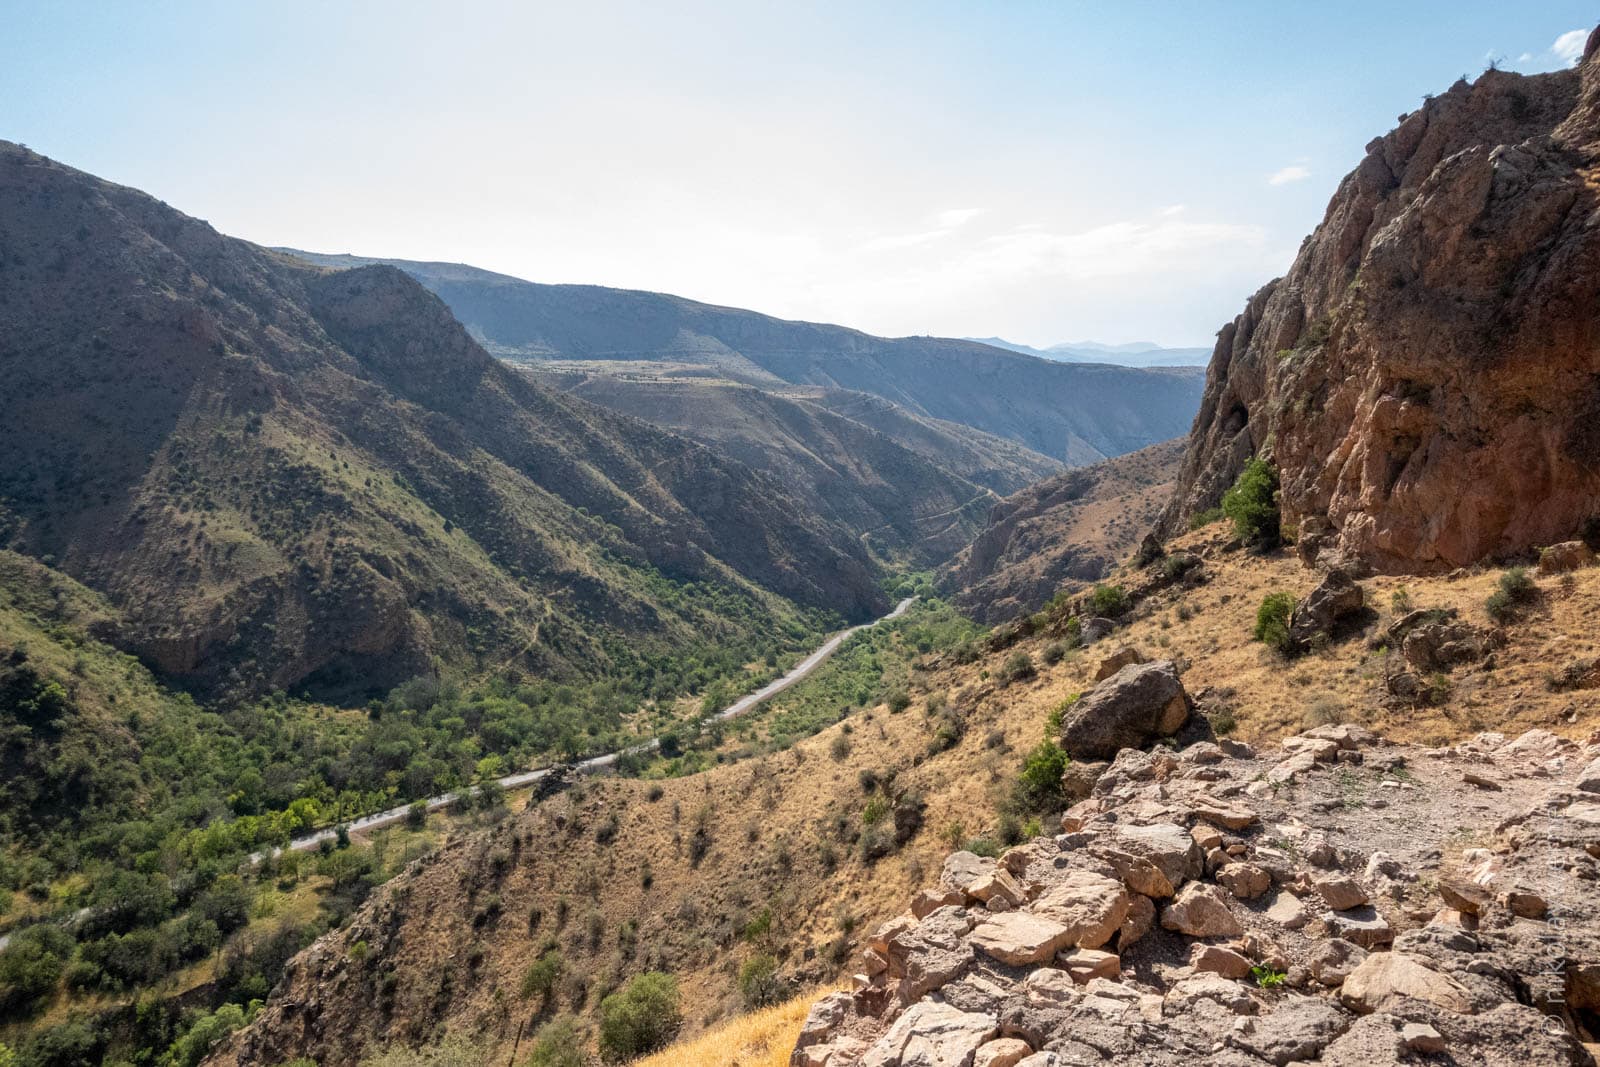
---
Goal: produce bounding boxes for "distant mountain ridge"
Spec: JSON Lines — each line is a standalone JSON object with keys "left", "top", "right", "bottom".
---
{"left": 280, "top": 251, "right": 1206, "bottom": 466}
{"left": 967, "top": 336, "right": 1213, "bottom": 367}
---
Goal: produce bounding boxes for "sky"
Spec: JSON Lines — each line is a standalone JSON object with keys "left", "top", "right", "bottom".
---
{"left": 2, "top": 2, "right": 1593, "bottom": 347}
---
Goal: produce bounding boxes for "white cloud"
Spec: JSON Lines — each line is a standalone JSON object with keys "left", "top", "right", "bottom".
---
{"left": 936, "top": 207, "right": 985, "bottom": 228}
{"left": 1160, "top": 204, "right": 1187, "bottom": 217}
{"left": 1553, "top": 29, "right": 1588, "bottom": 66}
{"left": 1267, "top": 164, "right": 1311, "bottom": 186}
{"left": 1518, "top": 52, "right": 1534, "bottom": 63}
{"left": 858, "top": 229, "right": 952, "bottom": 253}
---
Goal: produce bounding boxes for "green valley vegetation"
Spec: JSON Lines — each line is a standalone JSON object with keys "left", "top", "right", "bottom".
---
{"left": 0, "top": 550, "right": 844, "bottom": 1066}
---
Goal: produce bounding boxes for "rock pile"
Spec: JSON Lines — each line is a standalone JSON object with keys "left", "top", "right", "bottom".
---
{"left": 793, "top": 725, "right": 1600, "bottom": 1066}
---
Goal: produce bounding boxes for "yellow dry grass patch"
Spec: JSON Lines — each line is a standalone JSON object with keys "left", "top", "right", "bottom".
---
{"left": 634, "top": 989, "right": 828, "bottom": 1067}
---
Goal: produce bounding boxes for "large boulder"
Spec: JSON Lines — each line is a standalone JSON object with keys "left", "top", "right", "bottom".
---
{"left": 1029, "top": 870, "right": 1131, "bottom": 948}
{"left": 1287, "top": 568, "right": 1364, "bottom": 650}
{"left": 1339, "top": 951, "right": 1472, "bottom": 1014}
{"left": 1059, "top": 660, "right": 1191, "bottom": 760}
{"left": 858, "top": 1001, "right": 998, "bottom": 1067}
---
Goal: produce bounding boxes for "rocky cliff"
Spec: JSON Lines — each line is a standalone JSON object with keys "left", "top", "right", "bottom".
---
{"left": 1163, "top": 30, "right": 1600, "bottom": 573}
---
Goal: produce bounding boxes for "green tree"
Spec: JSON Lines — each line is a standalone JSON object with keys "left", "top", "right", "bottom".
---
{"left": 1221, "top": 458, "right": 1280, "bottom": 545}
{"left": 737, "top": 954, "right": 782, "bottom": 1008}
{"left": 1254, "top": 592, "right": 1296, "bottom": 653}
{"left": 598, "top": 971, "right": 681, "bottom": 1061}
{"left": 1014, "top": 739, "right": 1070, "bottom": 814}
{"left": 521, "top": 948, "right": 565, "bottom": 1003}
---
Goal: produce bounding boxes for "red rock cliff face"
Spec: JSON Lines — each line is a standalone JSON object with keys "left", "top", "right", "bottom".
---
{"left": 1164, "top": 33, "right": 1600, "bottom": 573}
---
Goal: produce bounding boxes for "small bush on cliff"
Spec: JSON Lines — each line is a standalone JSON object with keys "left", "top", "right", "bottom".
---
{"left": 1013, "top": 739, "right": 1070, "bottom": 815}
{"left": 1000, "top": 651, "right": 1035, "bottom": 684}
{"left": 1091, "top": 584, "right": 1128, "bottom": 617}
{"left": 524, "top": 1018, "right": 586, "bottom": 1067}
{"left": 1222, "top": 458, "right": 1281, "bottom": 546}
{"left": 598, "top": 971, "right": 681, "bottom": 1061}
{"left": 1486, "top": 566, "right": 1537, "bottom": 623}
{"left": 1253, "top": 592, "right": 1297, "bottom": 653}
{"left": 737, "top": 954, "right": 783, "bottom": 1008}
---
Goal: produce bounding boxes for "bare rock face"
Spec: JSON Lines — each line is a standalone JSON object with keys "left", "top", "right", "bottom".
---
{"left": 1059, "top": 660, "right": 1191, "bottom": 760}
{"left": 1161, "top": 49, "right": 1600, "bottom": 573}
{"left": 1287, "top": 568, "right": 1364, "bottom": 650}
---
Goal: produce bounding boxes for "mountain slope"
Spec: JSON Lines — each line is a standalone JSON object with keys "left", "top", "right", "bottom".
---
{"left": 967, "top": 337, "right": 1212, "bottom": 367}
{"left": 281, "top": 252, "right": 1206, "bottom": 466}
{"left": 940, "top": 438, "right": 1186, "bottom": 623}
{"left": 529, "top": 364, "right": 1064, "bottom": 567}
{"left": 0, "top": 141, "right": 883, "bottom": 702}
{"left": 1162, "top": 44, "right": 1600, "bottom": 572}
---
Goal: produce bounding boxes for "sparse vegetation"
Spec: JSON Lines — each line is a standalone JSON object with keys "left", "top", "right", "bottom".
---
{"left": 1090, "top": 584, "right": 1129, "bottom": 618}
{"left": 1486, "top": 566, "right": 1537, "bottom": 623}
{"left": 598, "top": 971, "right": 682, "bottom": 1061}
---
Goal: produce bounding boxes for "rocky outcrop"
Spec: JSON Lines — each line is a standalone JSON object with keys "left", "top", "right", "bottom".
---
{"left": 1058, "top": 660, "right": 1191, "bottom": 760}
{"left": 1287, "top": 569, "right": 1365, "bottom": 651}
{"left": 1162, "top": 37, "right": 1600, "bottom": 574}
{"left": 792, "top": 725, "right": 1600, "bottom": 1066}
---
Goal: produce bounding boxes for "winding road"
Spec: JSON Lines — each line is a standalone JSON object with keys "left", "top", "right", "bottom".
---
{"left": 0, "top": 597, "right": 916, "bottom": 950}
{"left": 264, "top": 595, "right": 917, "bottom": 857}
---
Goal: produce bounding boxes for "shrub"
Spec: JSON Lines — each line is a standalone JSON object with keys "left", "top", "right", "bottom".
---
{"left": 829, "top": 734, "right": 852, "bottom": 761}
{"left": 963, "top": 837, "right": 1000, "bottom": 858}
{"left": 737, "top": 954, "right": 783, "bottom": 1008}
{"left": 524, "top": 1018, "right": 586, "bottom": 1067}
{"left": 885, "top": 689, "right": 912, "bottom": 713}
{"left": 645, "top": 783, "right": 664, "bottom": 802}
{"left": 1162, "top": 553, "right": 1198, "bottom": 581}
{"left": 1000, "top": 651, "right": 1035, "bottom": 684}
{"left": 1486, "top": 566, "right": 1537, "bottom": 623}
{"left": 1090, "top": 584, "right": 1128, "bottom": 618}
{"left": 858, "top": 824, "right": 895, "bottom": 863}
{"left": 404, "top": 801, "right": 428, "bottom": 829}
{"left": 0, "top": 925, "right": 75, "bottom": 1015}
{"left": 862, "top": 795, "right": 890, "bottom": 826}
{"left": 1040, "top": 641, "right": 1068, "bottom": 666}
{"left": 599, "top": 972, "right": 681, "bottom": 1060}
{"left": 1014, "top": 739, "right": 1070, "bottom": 815}
{"left": 1253, "top": 592, "right": 1297, "bottom": 653}
{"left": 1189, "top": 506, "right": 1224, "bottom": 530}
{"left": 521, "top": 948, "right": 565, "bottom": 1001}
{"left": 1221, "top": 458, "right": 1280, "bottom": 546}
{"left": 1303, "top": 694, "right": 1346, "bottom": 729}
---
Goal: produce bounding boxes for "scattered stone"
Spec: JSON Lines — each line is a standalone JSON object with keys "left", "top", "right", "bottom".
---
{"left": 1217, "top": 862, "right": 1272, "bottom": 900}
{"left": 1030, "top": 870, "right": 1130, "bottom": 949}
{"left": 858, "top": 1001, "right": 998, "bottom": 1067}
{"left": 1089, "top": 821, "right": 1203, "bottom": 898}
{"left": 968, "top": 867, "right": 1025, "bottom": 908}
{"left": 1322, "top": 909, "right": 1394, "bottom": 949}
{"left": 1189, "top": 798, "right": 1258, "bottom": 830}
{"left": 1400, "top": 1022, "right": 1446, "bottom": 1054}
{"left": 1059, "top": 660, "right": 1191, "bottom": 760}
{"left": 1307, "top": 938, "right": 1367, "bottom": 987}
{"left": 1078, "top": 617, "right": 1115, "bottom": 645}
{"left": 1117, "top": 893, "right": 1156, "bottom": 950}
{"left": 1502, "top": 889, "right": 1548, "bottom": 919}
{"left": 912, "top": 887, "right": 965, "bottom": 919}
{"left": 1438, "top": 877, "right": 1491, "bottom": 915}
{"left": 1265, "top": 891, "right": 1311, "bottom": 930}
{"left": 1340, "top": 952, "right": 1472, "bottom": 1014}
{"left": 1314, "top": 875, "right": 1369, "bottom": 912}
{"left": 1162, "top": 882, "right": 1243, "bottom": 937}
{"left": 1059, "top": 947, "right": 1120, "bottom": 984}
{"left": 1227, "top": 996, "right": 1350, "bottom": 1065}
{"left": 969, "top": 912, "right": 1075, "bottom": 966}
{"left": 1166, "top": 971, "right": 1258, "bottom": 1015}
{"left": 1191, "top": 942, "right": 1253, "bottom": 979}
{"left": 1462, "top": 771, "right": 1502, "bottom": 791}
{"left": 972, "top": 1038, "right": 1034, "bottom": 1067}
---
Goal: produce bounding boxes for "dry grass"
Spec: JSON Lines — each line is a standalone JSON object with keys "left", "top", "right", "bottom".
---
{"left": 634, "top": 988, "right": 833, "bottom": 1067}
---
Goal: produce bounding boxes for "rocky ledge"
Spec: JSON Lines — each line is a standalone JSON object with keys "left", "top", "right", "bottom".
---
{"left": 793, "top": 724, "right": 1600, "bottom": 1066}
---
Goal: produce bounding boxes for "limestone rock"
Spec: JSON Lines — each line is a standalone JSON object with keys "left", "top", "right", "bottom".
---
{"left": 1287, "top": 568, "right": 1365, "bottom": 650}
{"left": 972, "top": 1038, "right": 1034, "bottom": 1067}
{"left": 1089, "top": 821, "right": 1203, "bottom": 898}
{"left": 1093, "top": 646, "right": 1147, "bottom": 681}
{"left": 968, "top": 912, "right": 1075, "bottom": 966}
{"left": 858, "top": 1001, "right": 998, "bottom": 1067}
{"left": 1030, "top": 870, "right": 1131, "bottom": 949}
{"left": 1217, "top": 862, "right": 1272, "bottom": 900}
{"left": 1540, "top": 540, "right": 1596, "bottom": 574}
{"left": 1314, "top": 875, "right": 1369, "bottom": 912}
{"left": 1191, "top": 942, "right": 1253, "bottom": 979}
{"left": 1059, "top": 660, "right": 1191, "bottom": 760}
{"left": 1117, "top": 893, "right": 1156, "bottom": 950}
{"left": 1162, "top": 882, "right": 1244, "bottom": 937}
{"left": 1059, "top": 947, "right": 1121, "bottom": 984}
{"left": 1340, "top": 952, "right": 1473, "bottom": 1014}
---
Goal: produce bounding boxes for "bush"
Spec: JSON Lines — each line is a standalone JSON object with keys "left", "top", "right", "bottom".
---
{"left": 1014, "top": 740, "right": 1070, "bottom": 815}
{"left": 1486, "top": 566, "right": 1537, "bottom": 623}
{"left": 598, "top": 972, "right": 681, "bottom": 1061}
{"left": 829, "top": 734, "right": 852, "bottom": 761}
{"left": 1253, "top": 592, "right": 1297, "bottom": 653}
{"left": 1000, "top": 651, "right": 1035, "bottom": 684}
{"left": 1189, "top": 506, "right": 1224, "bottom": 530}
{"left": 1221, "top": 458, "right": 1280, "bottom": 546}
{"left": 962, "top": 838, "right": 1000, "bottom": 858}
{"left": 737, "top": 953, "right": 783, "bottom": 1008}
{"left": 1040, "top": 641, "right": 1067, "bottom": 666}
{"left": 858, "top": 824, "right": 895, "bottom": 863}
{"left": 405, "top": 800, "right": 428, "bottom": 829}
{"left": 885, "top": 689, "right": 911, "bottom": 713}
{"left": 0, "top": 925, "right": 75, "bottom": 1015}
{"left": 521, "top": 948, "right": 565, "bottom": 1001}
{"left": 1090, "top": 585, "right": 1128, "bottom": 618}
{"left": 524, "top": 1018, "right": 586, "bottom": 1067}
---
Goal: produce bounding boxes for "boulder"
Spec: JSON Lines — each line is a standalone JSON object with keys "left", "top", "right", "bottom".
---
{"left": 1088, "top": 821, "right": 1203, "bottom": 898}
{"left": 1059, "top": 660, "right": 1191, "bottom": 760}
{"left": 1029, "top": 870, "right": 1131, "bottom": 949}
{"left": 1540, "top": 540, "right": 1596, "bottom": 574}
{"left": 1287, "top": 568, "right": 1364, "bottom": 650}
{"left": 1217, "top": 862, "right": 1272, "bottom": 900}
{"left": 968, "top": 912, "right": 1075, "bottom": 966}
{"left": 1165, "top": 971, "right": 1258, "bottom": 1015}
{"left": 1314, "top": 874, "right": 1369, "bottom": 912}
{"left": 1162, "top": 882, "right": 1243, "bottom": 937}
{"left": 1058, "top": 760, "right": 1108, "bottom": 803}
{"left": 1401, "top": 615, "right": 1498, "bottom": 673}
{"left": 1117, "top": 893, "right": 1156, "bottom": 949}
{"left": 1322, "top": 908, "right": 1394, "bottom": 949}
{"left": 1307, "top": 938, "right": 1367, "bottom": 987}
{"left": 1226, "top": 996, "right": 1351, "bottom": 1065}
{"left": 1093, "top": 646, "right": 1147, "bottom": 681}
{"left": 912, "top": 887, "right": 966, "bottom": 919}
{"left": 1340, "top": 952, "right": 1472, "bottom": 1014}
{"left": 1079, "top": 616, "right": 1115, "bottom": 645}
{"left": 858, "top": 1001, "right": 998, "bottom": 1067}
{"left": 885, "top": 908, "right": 976, "bottom": 1003}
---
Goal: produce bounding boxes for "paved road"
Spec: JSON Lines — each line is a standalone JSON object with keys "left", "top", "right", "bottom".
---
{"left": 0, "top": 597, "right": 916, "bottom": 951}
{"left": 259, "top": 595, "right": 917, "bottom": 858}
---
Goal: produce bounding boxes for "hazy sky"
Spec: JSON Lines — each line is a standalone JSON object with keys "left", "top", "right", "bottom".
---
{"left": 3, "top": 2, "right": 1592, "bottom": 346}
